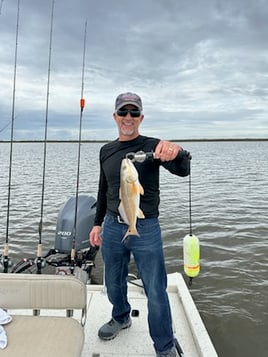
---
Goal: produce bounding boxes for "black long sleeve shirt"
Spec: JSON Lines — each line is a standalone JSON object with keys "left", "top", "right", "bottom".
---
{"left": 94, "top": 135, "right": 190, "bottom": 226}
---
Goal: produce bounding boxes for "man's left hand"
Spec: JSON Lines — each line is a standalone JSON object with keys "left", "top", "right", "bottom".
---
{"left": 154, "top": 140, "right": 181, "bottom": 162}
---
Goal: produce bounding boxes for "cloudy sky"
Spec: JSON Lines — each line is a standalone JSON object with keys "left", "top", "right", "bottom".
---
{"left": 0, "top": 0, "right": 268, "bottom": 141}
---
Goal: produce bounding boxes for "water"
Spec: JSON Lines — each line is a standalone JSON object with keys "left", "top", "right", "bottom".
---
{"left": 0, "top": 141, "right": 267, "bottom": 357}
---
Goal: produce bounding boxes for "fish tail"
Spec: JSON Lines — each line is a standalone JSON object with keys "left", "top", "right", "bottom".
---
{"left": 122, "top": 226, "right": 140, "bottom": 241}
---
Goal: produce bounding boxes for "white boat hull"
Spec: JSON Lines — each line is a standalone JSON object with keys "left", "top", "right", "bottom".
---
{"left": 82, "top": 272, "right": 218, "bottom": 356}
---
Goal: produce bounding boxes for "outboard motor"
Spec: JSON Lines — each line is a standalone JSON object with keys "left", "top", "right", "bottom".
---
{"left": 45, "top": 195, "right": 99, "bottom": 282}
{"left": 10, "top": 195, "right": 99, "bottom": 282}
{"left": 55, "top": 195, "right": 96, "bottom": 252}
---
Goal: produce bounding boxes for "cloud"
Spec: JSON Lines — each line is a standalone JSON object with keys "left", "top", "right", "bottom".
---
{"left": 0, "top": 0, "right": 268, "bottom": 140}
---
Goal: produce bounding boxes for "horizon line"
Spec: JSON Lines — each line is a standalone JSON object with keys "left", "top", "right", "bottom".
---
{"left": 0, "top": 138, "right": 268, "bottom": 143}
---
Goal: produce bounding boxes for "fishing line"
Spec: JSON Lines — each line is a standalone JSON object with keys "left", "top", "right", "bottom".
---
{"left": 183, "top": 157, "right": 200, "bottom": 287}
{"left": 188, "top": 168, "right": 193, "bottom": 236}
{"left": 70, "top": 19, "right": 87, "bottom": 274}
{"left": 2, "top": 0, "right": 20, "bottom": 273}
{"left": 36, "top": 0, "right": 55, "bottom": 274}
{"left": 0, "top": 120, "right": 11, "bottom": 134}
{"left": 0, "top": 0, "right": 4, "bottom": 15}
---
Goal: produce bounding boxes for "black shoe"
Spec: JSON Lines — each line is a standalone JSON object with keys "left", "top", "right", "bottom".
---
{"left": 156, "top": 346, "right": 177, "bottom": 357}
{"left": 98, "top": 317, "right": 132, "bottom": 340}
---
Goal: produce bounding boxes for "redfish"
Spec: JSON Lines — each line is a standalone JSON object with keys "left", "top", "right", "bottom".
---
{"left": 119, "top": 158, "right": 145, "bottom": 240}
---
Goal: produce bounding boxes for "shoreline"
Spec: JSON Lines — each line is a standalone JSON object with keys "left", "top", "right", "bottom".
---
{"left": 0, "top": 138, "right": 268, "bottom": 143}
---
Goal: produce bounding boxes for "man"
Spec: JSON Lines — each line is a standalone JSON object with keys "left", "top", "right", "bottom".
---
{"left": 89, "top": 92, "right": 190, "bottom": 357}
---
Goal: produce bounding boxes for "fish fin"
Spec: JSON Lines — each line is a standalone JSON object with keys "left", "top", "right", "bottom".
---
{"left": 131, "top": 182, "right": 141, "bottom": 195}
{"left": 118, "top": 202, "right": 129, "bottom": 224}
{"left": 131, "top": 182, "right": 144, "bottom": 195}
{"left": 138, "top": 208, "right": 145, "bottom": 219}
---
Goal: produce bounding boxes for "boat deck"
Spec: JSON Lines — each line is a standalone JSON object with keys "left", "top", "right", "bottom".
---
{"left": 82, "top": 273, "right": 218, "bottom": 357}
{"left": 5, "top": 272, "right": 217, "bottom": 356}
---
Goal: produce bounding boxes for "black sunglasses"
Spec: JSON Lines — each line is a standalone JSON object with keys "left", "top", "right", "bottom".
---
{"left": 116, "top": 109, "right": 141, "bottom": 118}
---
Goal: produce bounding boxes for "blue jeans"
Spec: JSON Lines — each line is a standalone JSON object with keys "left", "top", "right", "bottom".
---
{"left": 101, "top": 215, "right": 174, "bottom": 353}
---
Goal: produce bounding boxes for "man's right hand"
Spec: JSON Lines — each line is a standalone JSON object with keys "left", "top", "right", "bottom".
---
{"left": 89, "top": 225, "right": 102, "bottom": 247}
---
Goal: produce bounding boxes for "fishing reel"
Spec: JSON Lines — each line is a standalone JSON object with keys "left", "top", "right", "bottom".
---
{"left": 0, "top": 254, "right": 13, "bottom": 273}
{"left": 35, "top": 256, "right": 47, "bottom": 272}
{"left": 126, "top": 150, "right": 191, "bottom": 163}
{"left": 126, "top": 151, "right": 155, "bottom": 163}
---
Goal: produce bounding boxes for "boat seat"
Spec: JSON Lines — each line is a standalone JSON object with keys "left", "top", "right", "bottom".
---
{"left": 0, "top": 273, "right": 87, "bottom": 357}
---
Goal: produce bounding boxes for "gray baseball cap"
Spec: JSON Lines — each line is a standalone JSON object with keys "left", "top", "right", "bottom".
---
{"left": 115, "top": 92, "right": 143, "bottom": 111}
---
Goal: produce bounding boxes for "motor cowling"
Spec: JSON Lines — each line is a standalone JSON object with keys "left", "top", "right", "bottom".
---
{"left": 55, "top": 195, "right": 96, "bottom": 253}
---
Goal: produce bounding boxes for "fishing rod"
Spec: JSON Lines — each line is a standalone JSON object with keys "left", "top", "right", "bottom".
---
{"left": 126, "top": 149, "right": 199, "bottom": 286}
{"left": 1, "top": 0, "right": 20, "bottom": 273}
{"left": 36, "top": 0, "right": 55, "bottom": 274}
{"left": 125, "top": 150, "right": 191, "bottom": 162}
{"left": 70, "top": 19, "right": 87, "bottom": 275}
